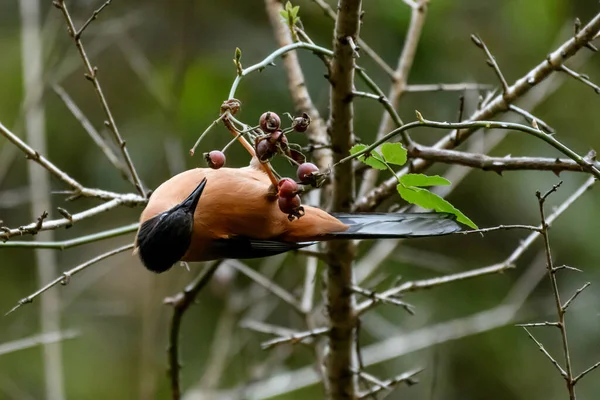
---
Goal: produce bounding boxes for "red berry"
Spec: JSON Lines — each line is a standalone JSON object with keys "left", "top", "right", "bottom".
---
{"left": 256, "top": 138, "right": 276, "bottom": 162}
{"left": 277, "top": 178, "right": 298, "bottom": 198}
{"left": 268, "top": 130, "right": 284, "bottom": 144}
{"left": 297, "top": 162, "right": 319, "bottom": 183}
{"left": 259, "top": 111, "right": 281, "bottom": 133}
{"left": 278, "top": 194, "right": 301, "bottom": 214}
{"left": 292, "top": 112, "right": 311, "bottom": 132}
{"left": 205, "top": 150, "right": 225, "bottom": 169}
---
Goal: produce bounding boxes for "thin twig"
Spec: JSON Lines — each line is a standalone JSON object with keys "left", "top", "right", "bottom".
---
{"left": 54, "top": 0, "right": 146, "bottom": 197}
{"left": 357, "top": 368, "right": 422, "bottom": 399}
{"left": 559, "top": 64, "right": 600, "bottom": 93}
{"left": 227, "top": 260, "right": 303, "bottom": 313}
{"left": 0, "top": 222, "right": 138, "bottom": 249}
{"left": 535, "top": 183, "right": 577, "bottom": 398}
{"left": 0, "top": 121, "right": 144, "bottom": 203}
{"left": 508, "top": 104, "right": 554, "bottom": 133}
{"left": 471, "top": 34, "right": 509, "bottom": 93}
{"left": 6, "top": 243, "right": 134, "bottom": 315}
{"left": 522, "top": 327, "right": 568, "bottom": 378}
{"left": 261, "top": 327, "right": 330, "bottom": 350}
{"left": 227, "top": 41, "right": 333, "bottom": 100}
{"left": 403, "top": 83, "right": 493, "bottom": 92}
{"left": 355, "top": 13, "right": 600, "bottom": 211}
{"left": 164, "top": 261, "right": 222, "bottom": 400}
{"left": 407, "top": 144, "right": 599, "bottom": 175}
{"left": 0, "top": 330, "right": 79, "bottom": 356}
{"left": 341, "top": 116, "right": 600, "bottom": 180}
{"left": 562, "top": 282, "right": 591, "bottom": 311}
{"left": 358, "top": 0, "right": 427, "bottom": 195}
{"left": 1, "top": 198, "right": 141, "bottom": 242}
{"left": 75, "top": 0, "right": 113, "bottom": 39}
{"left": 573, "top": 361, "right": 600, "bottom": 384}
{"left": 310, "top": 0, "right": 395, "bottom": 77}
{"left": 356, "top": 176, "right": 596, "bottom": 315}
{"left": 52, "top": 84, "right": 129, "bottom": 178}
{"left": 516, "top": 322, "right": 560, "bottom": 328}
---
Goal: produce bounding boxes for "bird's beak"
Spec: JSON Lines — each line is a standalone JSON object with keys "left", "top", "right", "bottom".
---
{"left": 175, "top": 177, "right": 207, "bottom": 214}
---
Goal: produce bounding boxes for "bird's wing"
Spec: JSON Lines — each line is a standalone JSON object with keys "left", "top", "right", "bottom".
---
{"left": 207, "top": 237, "right": 317, "bottom": 260}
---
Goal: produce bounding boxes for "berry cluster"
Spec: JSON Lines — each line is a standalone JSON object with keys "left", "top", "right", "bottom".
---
{"left": 202, "top": 108, "right": 322, "bottom": 221}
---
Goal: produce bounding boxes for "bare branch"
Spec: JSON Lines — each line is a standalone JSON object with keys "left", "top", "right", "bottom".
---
{"left": 574, "top": 361, "right": 600, "bottom": 384}
{"left": 261, "top": 327, "right": 330, "bottom": 350}
{"left": 403, "top": 83, "right": 493, "bottom": 92}
{"left": 54, "top": 0, "right": 146, "bottom": 197}
{"left": 508, "top": 104, "right": 554, "bottom": 133}
{"left": 326, "top": 1, "right": 363, "bottom": 397}
{"left": 522, "top": 327, "right": 568, "bottom": 378}
{"left": 408, "top": 145, "right": 599, "bottom": 175}
{"left": 471, "top": 34, "right": 509, "bottom": 93}
{"left": 52, "top": 84, "right": 128, "bottom": 179}
{"left": 344, "top": 117, "right": 600, "bottom": 180}
{"left": 356, "top": 13, "right": 600, "bottom": 210}
{"left": 75, "top": 0, "right": 113, "bottom": 39}
{"left": 357, "top": 368, "right": 422, "bottom": 399}
{"left": 310, "top": 0, "right": 395, "bottom": 77}
{"left": 559, "top": 64, "right": 600, "bottom": 93}
{"left": 1, "top": 198, "right": 141, "bottom": 242}
{"left": 264, "top": 0, "right": 331, "bottom": 170}
{"left": 0, "top": 222, "right": 138, "bottom": 249}
{"left": 516, "top": 322, "right": 560, "bottom": 328}
{"left": 0, "top": 121, "right": 146, "bottom": 203}
{"left": 350, "top": 285, "right": 415, "bottom": 315}
{"left": 357, "top": 176, "right": 596, "bottom": 315}
{"left": 359, "top": 0, "right": 427, "bottom": 195}
{"left": 562, "top": 282, "right": 591, "bottom": 311}
{"left": 6, "top": 243, "right": 134, "bottom": 315}
{"left": 0, "top": 330, "right": 79, "bottom": 356}
{"left": 164, "top": 261, "right": 222, "bottom": 400}
{"left": 227, "top": 260, "right": 302, "bottom": 313}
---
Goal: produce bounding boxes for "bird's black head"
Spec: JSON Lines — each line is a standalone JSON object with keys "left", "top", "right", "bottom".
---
{"left": 136, "top": 178, "right": 206, "bottom": 273}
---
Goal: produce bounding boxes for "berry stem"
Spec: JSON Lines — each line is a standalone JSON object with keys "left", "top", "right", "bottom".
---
{"left": 190, "top": 114, "right": 226, "bottom": 156}
{"left": 222, "top": 112, "right": 279, "bottom": 186}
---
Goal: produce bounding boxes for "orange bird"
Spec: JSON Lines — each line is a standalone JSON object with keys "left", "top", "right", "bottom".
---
{"left": 135, "top": 161, "right": 462, "bottom": 273}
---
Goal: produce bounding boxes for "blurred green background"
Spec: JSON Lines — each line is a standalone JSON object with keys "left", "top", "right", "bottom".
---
{"left": 1, "top": 0, "right": 599, "bottom": 399}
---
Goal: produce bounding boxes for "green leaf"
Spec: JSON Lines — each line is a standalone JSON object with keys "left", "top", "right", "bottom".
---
{"left": 397, "top": 185, "right": 477, "bottom": 229}
{"left": 381, "top": 142, "right": 407, "bottom": 165}
{"left": 279, "top": 10, "right": 289, "bottom": 20}
{"left": 400, "top": 174, "right": 451, "bottom": 187}
{"left": 350, "top": 144, "right": 387, "bottom": 170}
{"left": 291, "top": 5, "right": 300, "bottom": 18}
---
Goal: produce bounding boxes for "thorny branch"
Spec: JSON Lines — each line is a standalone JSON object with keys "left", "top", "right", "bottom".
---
{"left": 517, "top": 183, "right": 597, "bottom": 399}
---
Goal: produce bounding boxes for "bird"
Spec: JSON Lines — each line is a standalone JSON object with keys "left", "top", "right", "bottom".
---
{"left": 134, "top": 160, "right": 463, "bottom": 273}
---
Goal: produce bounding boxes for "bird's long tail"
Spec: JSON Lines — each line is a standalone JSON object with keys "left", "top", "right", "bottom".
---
{"left": 327, "top": 212, "right": 462, "bottom": 239}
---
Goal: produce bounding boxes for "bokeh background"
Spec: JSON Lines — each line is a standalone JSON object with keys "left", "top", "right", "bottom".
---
{"left": 1, "top": 0, "right": 599, "bottom": 399}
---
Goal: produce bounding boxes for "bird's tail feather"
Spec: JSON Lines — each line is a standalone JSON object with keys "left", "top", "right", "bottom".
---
{"left": 327, "top": 212, "right": 462, "bottom": 239}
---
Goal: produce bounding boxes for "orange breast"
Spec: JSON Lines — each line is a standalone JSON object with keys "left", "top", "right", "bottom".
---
{"left": 138, "top": 165, "right": 348, "bottom": 261}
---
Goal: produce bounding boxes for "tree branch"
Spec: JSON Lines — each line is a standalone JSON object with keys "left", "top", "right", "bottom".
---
{"left": 164, "top": 261, "right": 222, "bottom": 400}
{"left": 408, "top": 144, "right": 599, "bottom": 175}
{"left": 355, "top": 12, "right": 600, "bottom": 211}
{"left": 326, "top": 0, "right": 362, "bottom": 398}
{"left": 6, "top": 243, "right": 134, "bottom": 315}
{"left": 54, "top": 0, "right": 146, "bottom": 197}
